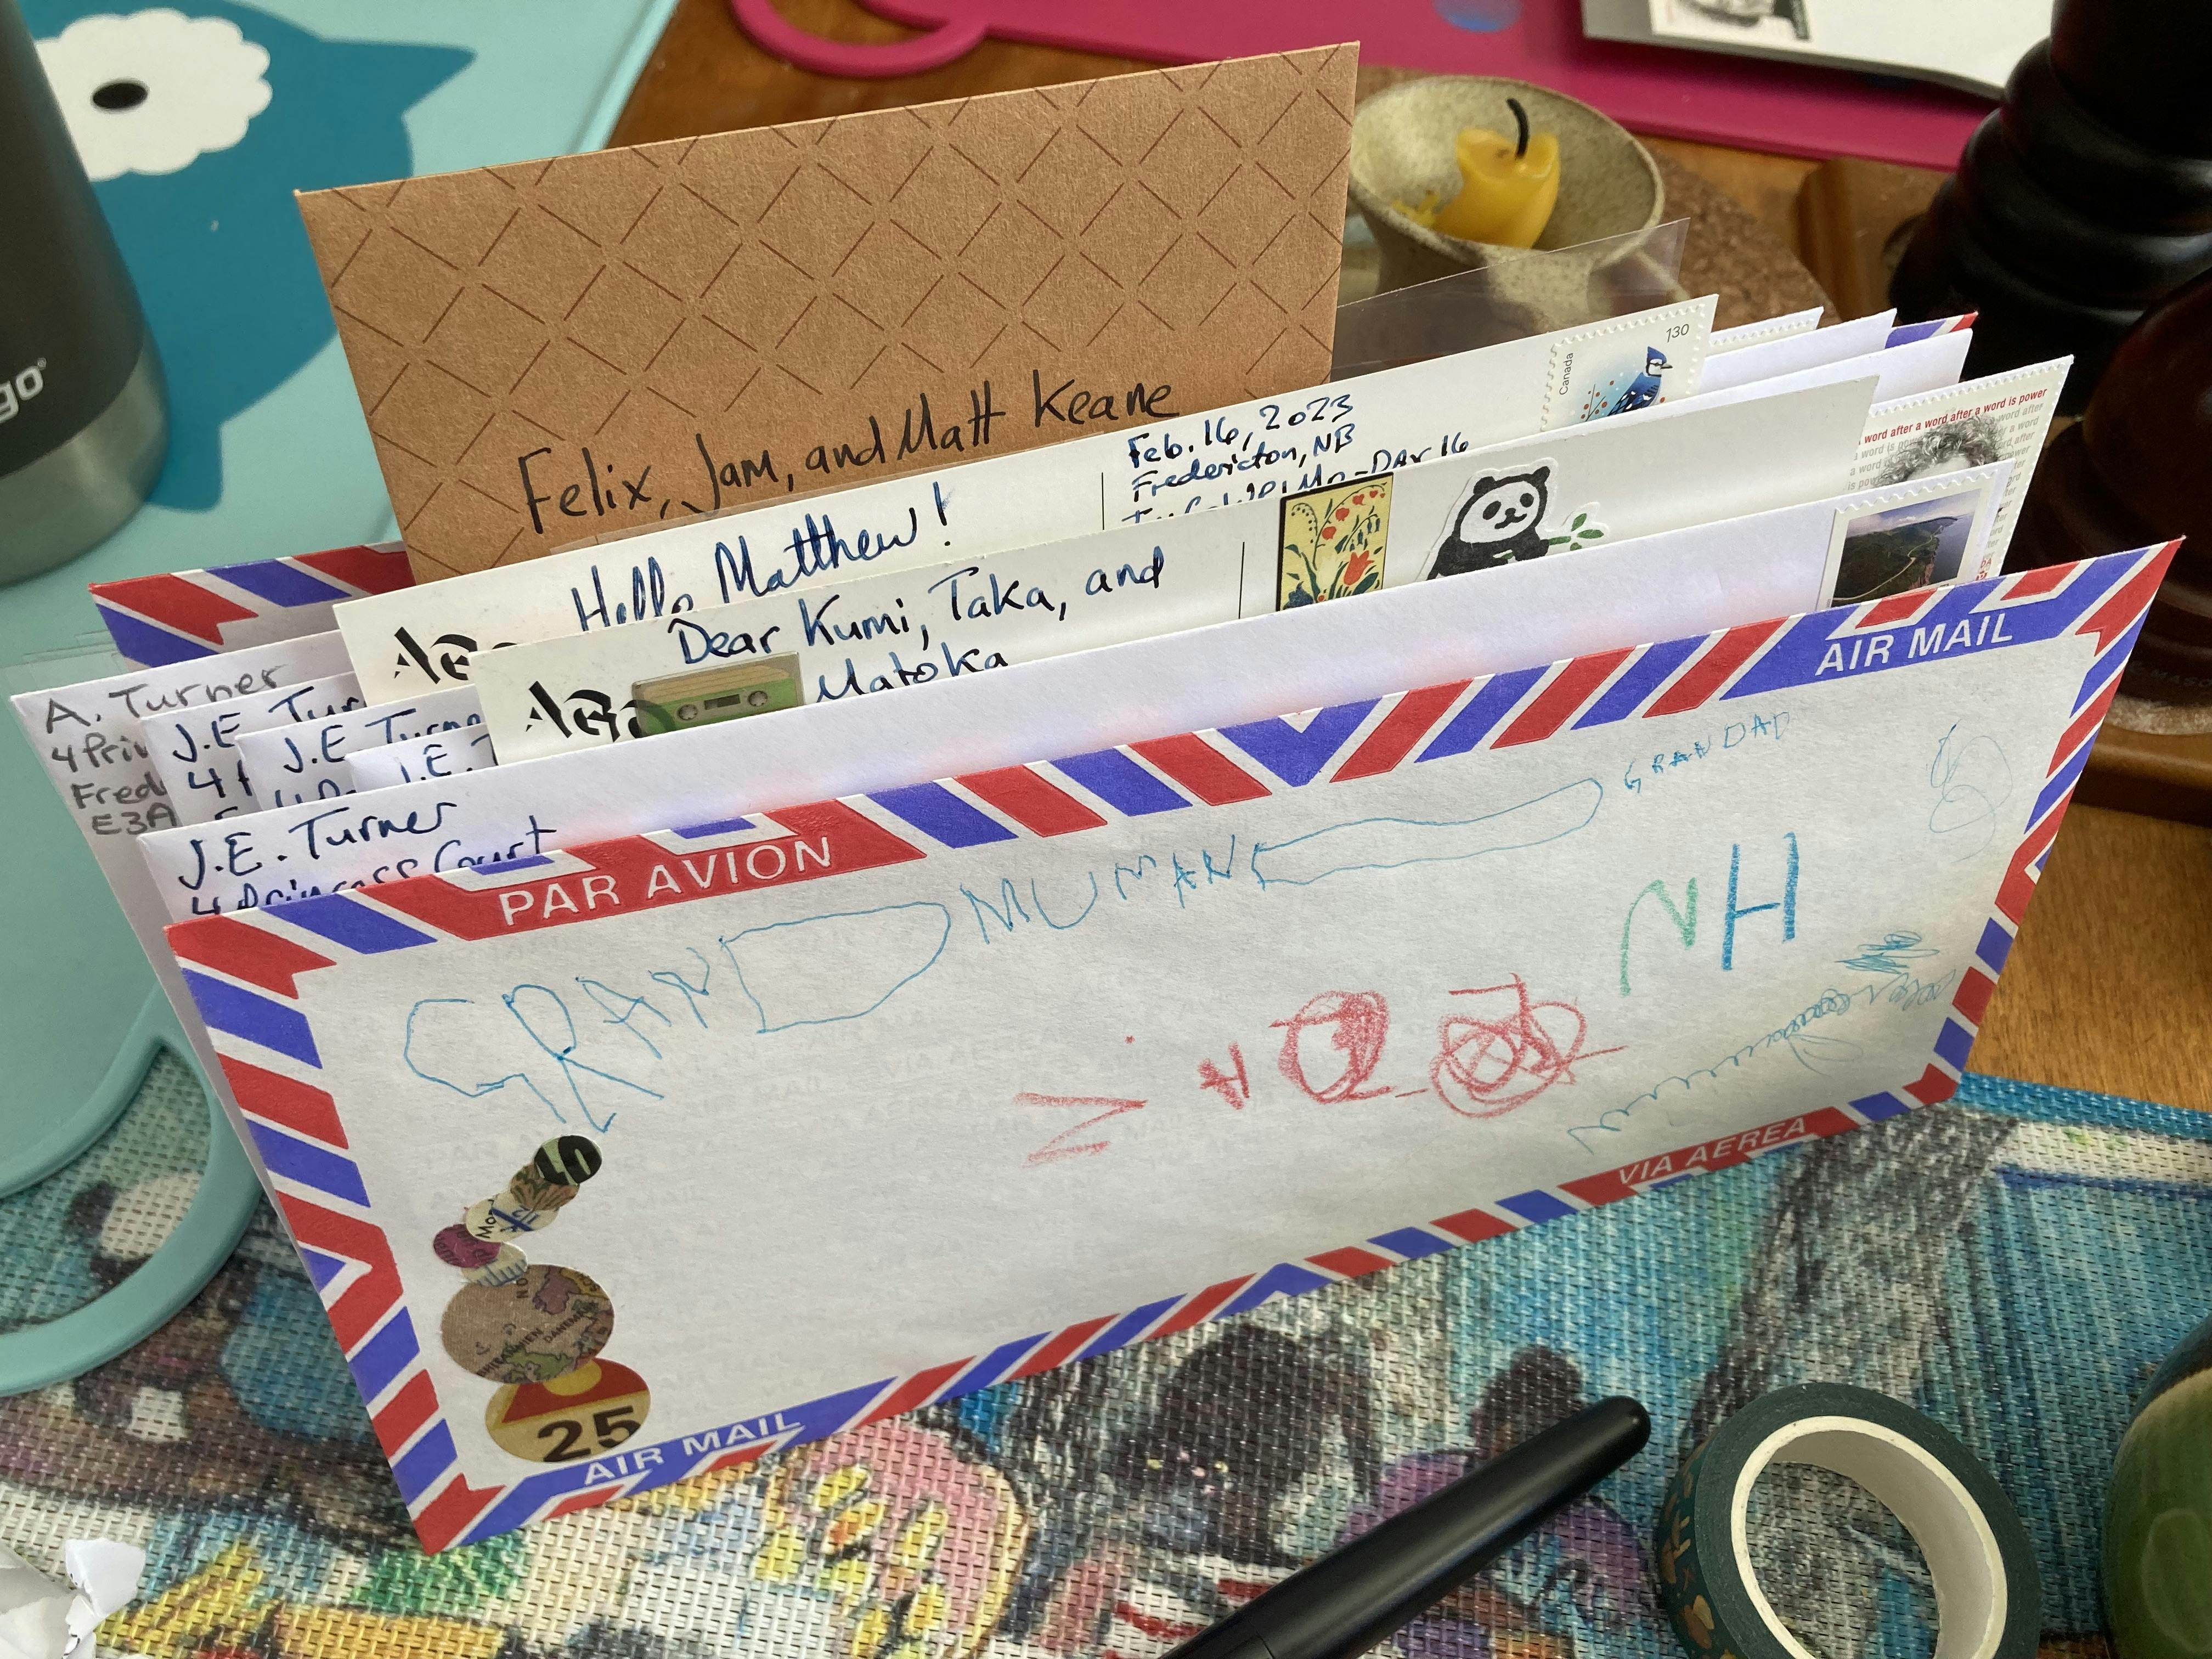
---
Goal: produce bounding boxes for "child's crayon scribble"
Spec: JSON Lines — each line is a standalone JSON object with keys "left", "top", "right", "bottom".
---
{"left": 1025, "top": 977, "right": 1618, "bottom": 1166}
{"left": 1019, "top": 1094, "right": 1148, "bottom": 1165}
{"left": 1273, "top": 991, "right": 1392, "bottom": 1104}
{"left": 1430, "top": 977, "right": 1621, "bottom": 1119}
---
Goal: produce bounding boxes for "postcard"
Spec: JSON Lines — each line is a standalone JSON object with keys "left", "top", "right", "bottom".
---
{"left": 297, "top": 48, "right": 1363, "bottom": 580}
{"left": 161, "top": 541, "right": 2172, "bottom": 1548}
{"left": 1855, "top": 358, "right": 2068, "bottom": 566}
{"left": 87, "top": 543, "right": 413, "bottom": 668}
{"left": 236, "top": 686, "right": 485, "bottom": 809}
{"left": 333, "top": 300, "right": 1718, "bottom": 702}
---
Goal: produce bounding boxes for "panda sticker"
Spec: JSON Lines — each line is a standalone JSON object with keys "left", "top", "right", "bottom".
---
{"left": 1426, "top": 463, "right": 1607, "bottom": 579}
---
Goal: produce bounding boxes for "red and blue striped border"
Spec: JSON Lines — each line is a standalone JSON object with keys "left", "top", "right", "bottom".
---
{"left": 162, "top": 544, "right": 2172, "bottom": 1551}
{"left": 1884, "top": 312, "right": 1976, "bottom": 347}
{"left": 89, "top": 543, "right": 412, "bottom": 668}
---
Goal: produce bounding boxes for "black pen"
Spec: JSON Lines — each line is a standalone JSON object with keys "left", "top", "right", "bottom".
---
{"left": 1161, "top": 1395, "right": 1652, "bottom": 1659}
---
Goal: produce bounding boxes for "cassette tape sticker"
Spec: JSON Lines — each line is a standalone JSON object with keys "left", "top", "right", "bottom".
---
{"left": 632, "top": 655, "right": 805, "bottom": 735}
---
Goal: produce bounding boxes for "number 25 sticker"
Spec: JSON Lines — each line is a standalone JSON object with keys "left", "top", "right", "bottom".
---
{"left": 486, "top": 1358, "right": 653, "bottom": 1463}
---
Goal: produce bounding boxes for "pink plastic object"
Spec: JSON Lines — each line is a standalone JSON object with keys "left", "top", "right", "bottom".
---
{"left": 731, "top": 0, "right": 983, "bottom": 78}
{"left": 727, "top": 0, "right": 1989, "bottom": 171}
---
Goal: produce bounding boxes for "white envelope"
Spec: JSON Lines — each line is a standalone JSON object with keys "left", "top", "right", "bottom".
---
{"left": 380, "top": 371, "right": 1878, "bottom": 769}
{"left": 1681, "top": 327, "right": 1971, "bottom": 413}
{"left": 143, "top": 673, "right": 364, "bottom": 825}
{"left": 136, "top": 411, "right": 1881, "bottom": 929}
{"left": 9, "top": 629, "right": 355, "bottom": 1182}
{"left": 1697, "top": 308, "right": 1894, "bottom": 392}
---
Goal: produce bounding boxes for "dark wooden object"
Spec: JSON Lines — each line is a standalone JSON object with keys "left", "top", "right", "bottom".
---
{"left": 1890, "top": 0, "right": 2212, "bottom": 411}
{"left": 2013, "top": 267, "right": 2212, "bottom": 702}
{"left": 1799, "top": 153, "right": 2212, "bottom": 825}
{"left": 1797, "top": 156, "right": 1941, "bottom": 320}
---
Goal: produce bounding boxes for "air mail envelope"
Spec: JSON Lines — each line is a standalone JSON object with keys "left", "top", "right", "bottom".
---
{"left": 87, "top": 542, "right": 413, "bottom": 668}
{"left": 144, "top": 673, "right": 365, "bottom": 825}
{"left": 238, "top": 686, "right": 485, "bottom": 809}
{"left": 474, "top": 466, "right": 2011, "bottom": 763}
{"left": 160, "top": 543, "right": 2172, "bottom": 1550}
{"left": 138, "top": 402, "right": 1881, "bottom": 927}
{"left": 297, "top": 48, "right": 1363, "bottom": 581}
{"left": 335, "top": 299, "right": 1718, "bottom": 702}
{"left": 349, "top": 728, "right": 499, "bottom": 792}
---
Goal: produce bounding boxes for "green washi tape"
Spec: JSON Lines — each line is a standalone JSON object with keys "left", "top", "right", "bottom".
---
{"left": 1656, "top": 1383, "right": 2042, "bottom": 1659}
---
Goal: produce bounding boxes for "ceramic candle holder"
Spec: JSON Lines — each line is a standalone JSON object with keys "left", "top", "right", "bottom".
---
{"left": 1350, "top": 77, "right": 1666, "bottom": 298}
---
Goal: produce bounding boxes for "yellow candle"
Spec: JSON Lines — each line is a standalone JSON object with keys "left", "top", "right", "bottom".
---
{"left": 1401, "top": 97, "right": 1560, "bottom": 249}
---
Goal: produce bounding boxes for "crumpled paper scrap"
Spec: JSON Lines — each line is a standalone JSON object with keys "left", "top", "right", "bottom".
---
{"left": 0, "top": 1541, "right": 146, "bottom": 1659}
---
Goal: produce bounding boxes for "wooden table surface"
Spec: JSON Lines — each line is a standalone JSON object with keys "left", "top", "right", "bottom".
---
{"left": 617, "top": 0, "right": 2212, "bottom": 1111}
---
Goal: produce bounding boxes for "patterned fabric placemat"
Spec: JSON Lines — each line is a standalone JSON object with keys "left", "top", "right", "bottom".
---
{"left": 2, "top": 1068, "right": 2204, "bottom": 1659}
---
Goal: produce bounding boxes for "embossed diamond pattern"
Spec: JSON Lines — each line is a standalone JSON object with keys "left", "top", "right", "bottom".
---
{"left": 300, "top": 48, "right": 1355, "bottom": 575}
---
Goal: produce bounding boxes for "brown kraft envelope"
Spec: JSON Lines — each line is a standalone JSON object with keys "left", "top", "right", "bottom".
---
{"left": 296, "top": 46, "right": 1358, "bottom": 583}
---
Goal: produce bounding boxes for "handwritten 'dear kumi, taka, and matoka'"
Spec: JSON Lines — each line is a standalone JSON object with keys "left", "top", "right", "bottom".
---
{"left": 161, "top": 542, "right": 2170, "bottom": 1548}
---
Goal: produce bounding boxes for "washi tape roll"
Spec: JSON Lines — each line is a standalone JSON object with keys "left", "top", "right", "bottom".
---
{"left": 1656, "top": 1383, "right": 2041, "bottom": 1659}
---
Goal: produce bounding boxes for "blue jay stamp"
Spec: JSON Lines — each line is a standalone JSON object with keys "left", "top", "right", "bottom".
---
{"left": 1543, "top": 314, "right": 1700, "bottom": 426}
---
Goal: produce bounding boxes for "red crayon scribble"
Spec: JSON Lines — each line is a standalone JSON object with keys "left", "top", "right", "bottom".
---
{"left": 1197, "top": 1043, "right": 1251, "bottom": 1109}
{"left": 1273, "top": 991, "right": 1391, "bottom": 1103}
{"left": 1431, "top": 977, "right": 1621, "bottom": 1119}
{"left": 1017, "top": 1093, "right": 1147, "bottom": 1165}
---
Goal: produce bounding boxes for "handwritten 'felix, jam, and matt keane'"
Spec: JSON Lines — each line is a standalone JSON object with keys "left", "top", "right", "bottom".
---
{"left": 515, "top": 373, "right": 1177, "bottom": 537}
